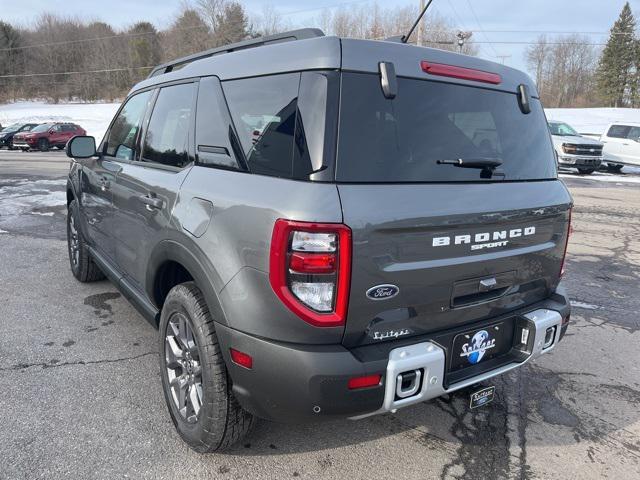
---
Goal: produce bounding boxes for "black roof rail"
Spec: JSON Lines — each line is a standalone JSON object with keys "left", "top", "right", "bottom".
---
{"left": 147, "top": 28, "right": 325, "bottom": 78}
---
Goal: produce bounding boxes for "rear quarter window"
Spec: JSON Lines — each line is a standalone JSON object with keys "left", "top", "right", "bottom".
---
{"left": 336, "top": 73, "right": 557, "bottom": 183}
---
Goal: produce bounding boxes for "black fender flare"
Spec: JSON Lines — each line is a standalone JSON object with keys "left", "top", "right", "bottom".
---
{"left": 145, "top": 236, "right": 229, "bottom": 327}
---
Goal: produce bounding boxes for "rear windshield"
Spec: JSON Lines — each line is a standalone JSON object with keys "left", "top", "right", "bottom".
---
{"left": 336, "top": 73, "right": 557, "bottom": 183}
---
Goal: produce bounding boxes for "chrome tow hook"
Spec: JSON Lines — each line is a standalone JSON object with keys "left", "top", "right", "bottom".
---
{"left": 395, "top": 369, "right": 422, "bottom": 399}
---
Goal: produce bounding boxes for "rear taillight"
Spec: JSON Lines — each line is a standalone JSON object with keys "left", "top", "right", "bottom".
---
{"left": 269, "top": 219, "right": 352, "bottom": 327}
{"left": 560, "top": 207, "right": 572, "bottom": 277}
{"left": 420, "top": 61, "right": 502, "bottom": 85}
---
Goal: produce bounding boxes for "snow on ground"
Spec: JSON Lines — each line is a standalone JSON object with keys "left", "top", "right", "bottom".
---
{"left": 0, "top": 178, "right": 66, "bottom": 217}
{"left": 546, "top": 107, "right": 640, "bottom": 136}
{"left": 0, "top": 101, "right": 120, "bottom": 142}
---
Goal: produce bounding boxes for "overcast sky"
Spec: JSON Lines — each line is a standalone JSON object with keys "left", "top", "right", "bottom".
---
{"left": 2, "top": 0, "right": 637, "bottom": 72}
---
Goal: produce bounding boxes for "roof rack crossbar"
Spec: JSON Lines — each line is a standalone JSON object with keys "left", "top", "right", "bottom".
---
{"left": 147, "top": 28, "right": 325, "bottom": 78}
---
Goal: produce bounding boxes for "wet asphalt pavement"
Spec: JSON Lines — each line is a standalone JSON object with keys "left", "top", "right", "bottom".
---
{"left": 1, "top": 150, "right": 639, "bottom": 479}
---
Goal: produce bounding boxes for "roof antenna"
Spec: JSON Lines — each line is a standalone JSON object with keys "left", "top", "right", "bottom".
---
{"left": 401, "top": 0, "right": 436, "bottom": 44}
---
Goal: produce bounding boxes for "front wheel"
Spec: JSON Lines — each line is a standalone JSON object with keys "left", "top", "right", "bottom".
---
{"left": 67, "top": 200, "right": 105, "bottom": 282}
{"left": 38, "top": 138, "right": 49, "bottom": 152}
{"left": 607, "top": 164, "right": 623, "bottom": 173}
{"left": 159, "top": 282, "right": 255, "bottom": 452}
{"left": 578, "top": 168, "right": 595, "bottom": 175}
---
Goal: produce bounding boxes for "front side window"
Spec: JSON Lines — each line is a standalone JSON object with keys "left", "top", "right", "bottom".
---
{"left": 222, "top": 73, "right": 299, "bottom": 178}
{"left": 105, "top": 90, "right": 152, "bottom": 160}
{"left": 141, "top": 82, "right": 195, "bottom": 168}
{"left": 626, "top": 126, "right": 640, "bottom": 140}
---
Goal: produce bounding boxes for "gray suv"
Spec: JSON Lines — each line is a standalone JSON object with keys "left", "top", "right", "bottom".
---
{"left": 65, "top": 29, "right": 572, "bottom": 452}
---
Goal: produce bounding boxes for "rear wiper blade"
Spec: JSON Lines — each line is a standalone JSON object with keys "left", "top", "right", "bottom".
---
{"left": 436, "top": 158, "right": 503, "bottom": 169}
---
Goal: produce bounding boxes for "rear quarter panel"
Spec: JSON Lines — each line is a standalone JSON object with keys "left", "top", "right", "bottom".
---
{"left": 174, "top": 166, "right": 345, "bottom": 343}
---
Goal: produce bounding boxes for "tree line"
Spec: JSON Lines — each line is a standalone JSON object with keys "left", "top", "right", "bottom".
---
{"left": 0, "top": 0, "right": 637, "bottom": 109}
{"left": 526, "top": 2, "right": 640, "bottom": 108}
{"left": 0, "top": 1, "right": 477, "bottom": 103}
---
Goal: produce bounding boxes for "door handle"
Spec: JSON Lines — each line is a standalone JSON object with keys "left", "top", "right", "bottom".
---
{"left": 139, "top": 194, "right": 163, "bottom": 211}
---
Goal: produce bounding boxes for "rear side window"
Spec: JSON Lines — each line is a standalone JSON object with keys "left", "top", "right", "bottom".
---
{"left": 607, "top": 125, "right": 631, "bottom": 138}
{"left": 141, "top": 82, "right": 195, "bottom": 168}
{"left": 337, "top": 73, "right": 557, "bottom": 183}
{"left": 105, "top": 90, "right": 152, "bottom": 160}
{"left": 222, "top": 74, "right": 299, "bottom": 178}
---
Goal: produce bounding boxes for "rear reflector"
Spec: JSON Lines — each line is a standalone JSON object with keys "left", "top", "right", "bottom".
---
{"left": 420, "top": 61, "right": 502, "bottom": 85}
{"left": 348, "top": 374, "right": 382, "bottom": 390}
{"left": 560, "top": 207, "right": 572, "bottom": 277}
{"left": 230, "top": 348, "right": 253, "bottom": 369}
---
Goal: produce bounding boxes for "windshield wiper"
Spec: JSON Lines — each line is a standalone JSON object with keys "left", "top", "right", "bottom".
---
{"left": 436, "top": 158, "right": 503, "bottom": 169}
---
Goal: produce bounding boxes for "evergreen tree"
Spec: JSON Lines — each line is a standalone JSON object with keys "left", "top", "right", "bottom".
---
{"left": 213, "top": 2, "right": 250, "bottom": 47}
{"left": 596, "top": 2, "right": 636, "bottom": 107}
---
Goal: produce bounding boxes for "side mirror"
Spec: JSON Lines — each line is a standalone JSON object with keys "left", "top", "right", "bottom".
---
{"left": 66, "top": 135, "right": 97, "bottom": 159}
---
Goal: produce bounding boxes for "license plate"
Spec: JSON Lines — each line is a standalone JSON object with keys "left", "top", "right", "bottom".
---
{"left": 450, "top": 322, "right": 509, "bottom": 371}
{"left": 470, "top": 386, "right": 495, "bottom": 409}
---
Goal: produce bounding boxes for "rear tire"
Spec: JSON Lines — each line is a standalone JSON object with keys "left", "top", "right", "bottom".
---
{"left": 38, "top": 138, "right": 49, "bottom": 152}
{"left": 578, "top": 168, "right": 595, "bottom": 175}
{"left": 67, "top": 200, "right": 105, "bottom": 282}
{"left": 159, "top": 282, "right": 255, "bottom": 453}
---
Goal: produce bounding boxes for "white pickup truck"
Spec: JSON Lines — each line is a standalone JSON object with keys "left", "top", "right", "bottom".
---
{"left": 548, "top": 121, "right": 603, "bottom": 175}
{"left": 598, "top": 122, "right": 640, "bottom": 172}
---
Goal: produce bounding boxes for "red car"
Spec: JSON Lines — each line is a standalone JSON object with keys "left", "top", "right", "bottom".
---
{"left": 12, "top": 122, "right": 87, "bottom": 151}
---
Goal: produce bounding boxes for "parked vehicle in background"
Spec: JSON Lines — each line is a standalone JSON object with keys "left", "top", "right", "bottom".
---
{"left": 65, "top": 29, "right": 572, "bottom": 452}
{"left": 548, "top": 121, "right": 603, "bottom": 175}
{"left": 0, "top": 123, "right": 40, "bottom": 150}
{"left": 12, "top": 122, "right": 86, "bottom": 151}
{"left": 599, "top": 123, "right": 640, "bottom": 172}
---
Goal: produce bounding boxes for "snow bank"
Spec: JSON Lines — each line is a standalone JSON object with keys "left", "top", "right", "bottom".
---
{"left": 1, "top": 102, "right": 640, "bottom": 154}
{"left": 0, "top": 101, "right": 120, "bottom": 142}
{"left": 546, "top": 107, "right": 640, "bottom": 136}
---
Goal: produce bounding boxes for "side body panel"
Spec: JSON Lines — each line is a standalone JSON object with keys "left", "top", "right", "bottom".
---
{"left": 173, "top": 166, "right": 345, "bottom": 343}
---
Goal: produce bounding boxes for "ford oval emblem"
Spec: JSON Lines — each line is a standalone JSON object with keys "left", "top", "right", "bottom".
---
{"left": 366, "top": 284, "right": 400, "bottom": 301}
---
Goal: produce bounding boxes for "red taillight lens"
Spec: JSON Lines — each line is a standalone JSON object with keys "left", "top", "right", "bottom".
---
{"left": 230, "top": 348, "right": 253, "bottom": 369}
{"left": 289, "top": 252, "right": 336, "bottom": 274}
{"left": 420, "top": 61, "right": 502, "bottom": 85}
{"left": 348, "top": 374, "right": 382, "bottom": 390}
{"left": 560, "top": 207, "right": 572, "bottom": 278}
{"left": 269, "top": 219, "right": 352, "bottom": 327}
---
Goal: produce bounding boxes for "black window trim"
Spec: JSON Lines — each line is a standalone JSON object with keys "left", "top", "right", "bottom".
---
{"left": 193, "top": 75, "right": 249, "bottom": 174}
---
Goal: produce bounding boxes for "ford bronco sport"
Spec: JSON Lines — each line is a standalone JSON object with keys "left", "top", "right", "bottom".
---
{"left": 65, "top": 29, "right": 572, "bottom": 452}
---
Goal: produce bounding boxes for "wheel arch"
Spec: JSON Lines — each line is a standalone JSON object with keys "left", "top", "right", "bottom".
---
{"left": 146, "top": 238, "right": 228, "bottom": 327}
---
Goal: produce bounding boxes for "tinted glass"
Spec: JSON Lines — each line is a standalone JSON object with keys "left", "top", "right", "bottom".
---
{"left": 337, "top": 73, "right": 557, "bottom": 183}
{"left": 223, "top": 73, "right": 299, "bottom": 178}
{"left": 195, "top": 76, "right": 241, "bottom": 170}
{"left": 627, "top": 126, "right": 640, "bottom": 140}
{"left": 607, "top": 125, "right": 631, "bottom": 138}
{"left": 142, "top": 83, "right": 195, "bottom": 168}
{"left": 549, "top": 122, "right": 579, "bottom": 136}
{"left": 106, "top": 91, "right": 152, "bottom": 160}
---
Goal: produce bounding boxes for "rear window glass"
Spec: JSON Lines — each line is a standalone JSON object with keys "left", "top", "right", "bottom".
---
{"left": 336, "top": 73, "right": 557, "bottom": 183}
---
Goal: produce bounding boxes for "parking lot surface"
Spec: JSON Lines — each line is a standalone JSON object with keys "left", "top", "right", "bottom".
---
{"left": 1, "top": 152, "right": 639, "bottom": 479}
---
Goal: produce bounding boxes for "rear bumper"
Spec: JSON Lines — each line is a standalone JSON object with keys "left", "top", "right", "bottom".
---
{"left": 217, "top": 287, "right": 570, "bottom": 423}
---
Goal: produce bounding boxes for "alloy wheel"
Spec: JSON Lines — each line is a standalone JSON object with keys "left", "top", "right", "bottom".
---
{"left": 165, "top": 313, "right": 203, "bottom": 423}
